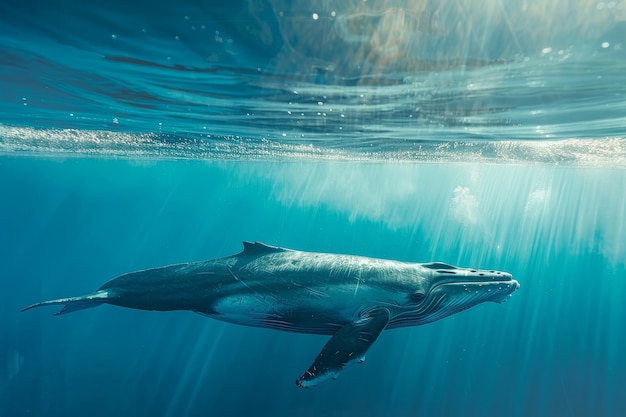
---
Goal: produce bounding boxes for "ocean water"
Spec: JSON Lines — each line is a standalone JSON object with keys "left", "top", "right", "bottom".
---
{"left": 1, "top": 1, "right": 625, "bottom": 416}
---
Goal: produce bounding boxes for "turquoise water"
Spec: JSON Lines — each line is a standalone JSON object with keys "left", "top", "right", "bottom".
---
{"left": 1, "top": 1, "right": 626, "bottom": 416}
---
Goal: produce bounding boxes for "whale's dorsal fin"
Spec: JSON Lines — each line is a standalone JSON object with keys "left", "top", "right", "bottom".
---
{"left": 241, "top": 241, "right": 285, "bottom": 256}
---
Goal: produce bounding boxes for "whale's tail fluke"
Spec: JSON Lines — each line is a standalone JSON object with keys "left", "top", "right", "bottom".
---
{"left": 21, "top": 291, "right": 111, "bottom": 315}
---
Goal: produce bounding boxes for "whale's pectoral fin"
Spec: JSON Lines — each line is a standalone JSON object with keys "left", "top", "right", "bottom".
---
{"left": 295, "top": 307, "right": 390, "bottom": 388}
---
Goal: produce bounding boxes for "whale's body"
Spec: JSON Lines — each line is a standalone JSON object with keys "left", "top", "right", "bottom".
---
{"left": 23, "top": 242, "right": 519, "bottom": 387}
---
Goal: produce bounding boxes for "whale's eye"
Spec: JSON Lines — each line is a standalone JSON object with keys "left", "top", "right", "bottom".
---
{"left": 411, "top": 292, "right": 426, "bottom": 302}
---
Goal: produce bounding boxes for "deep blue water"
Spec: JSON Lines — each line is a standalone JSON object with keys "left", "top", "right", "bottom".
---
{"left": 1, "top": 1, "right": 626, "bottom": 417}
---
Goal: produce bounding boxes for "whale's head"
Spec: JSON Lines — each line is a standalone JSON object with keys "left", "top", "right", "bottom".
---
{"left": 388, "top": 263, "right": 519, "bottom": 328}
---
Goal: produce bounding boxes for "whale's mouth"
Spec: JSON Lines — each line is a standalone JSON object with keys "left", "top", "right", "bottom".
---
{"left": 434, "top": 278, "right": 520, "bottom": 304}
{"left": 423, "top": 264, "right": 518, "bottom": 298}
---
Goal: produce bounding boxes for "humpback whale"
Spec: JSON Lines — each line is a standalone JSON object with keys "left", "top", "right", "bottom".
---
{"left": 22, "top": 242, "right": 519, "bottom": 388}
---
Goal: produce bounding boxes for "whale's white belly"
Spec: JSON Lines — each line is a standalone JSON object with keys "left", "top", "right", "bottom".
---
{"left": 210, "top": 284, "right": 401, "bottom": 332}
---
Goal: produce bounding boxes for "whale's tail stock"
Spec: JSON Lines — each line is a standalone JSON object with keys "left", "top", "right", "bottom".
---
{"left": 21, "top": 290, "right": 110, "bottom": 315}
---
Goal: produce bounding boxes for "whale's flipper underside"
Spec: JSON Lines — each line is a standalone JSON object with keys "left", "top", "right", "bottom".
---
{"left": 21, "top": 291, "right": 110, "bottom": 315}
{"left": 296, "top": 307, "right": 391, "bottom": 388}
